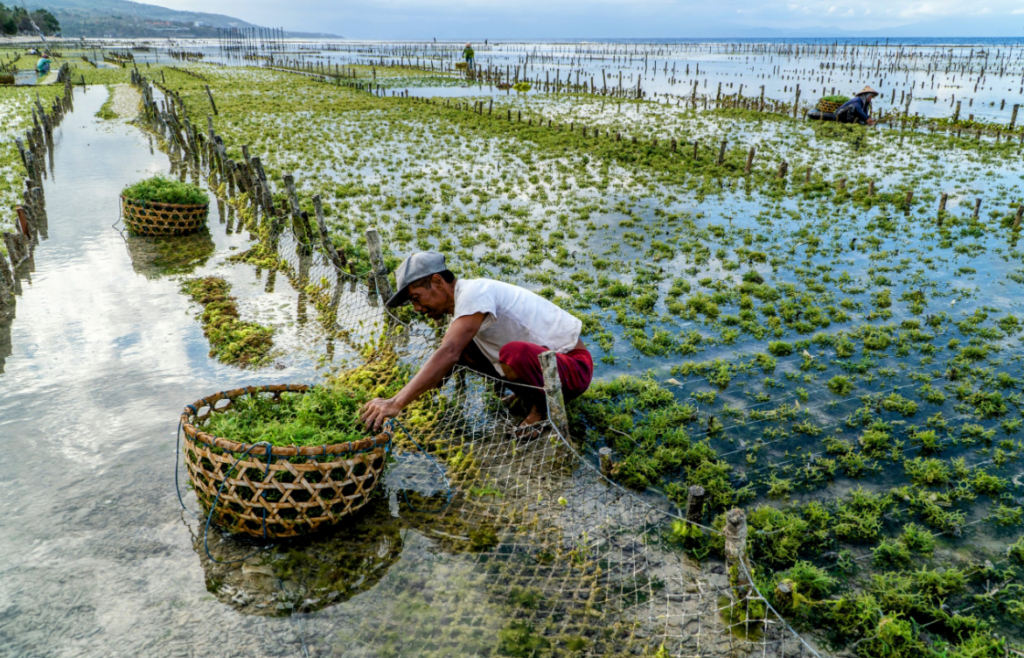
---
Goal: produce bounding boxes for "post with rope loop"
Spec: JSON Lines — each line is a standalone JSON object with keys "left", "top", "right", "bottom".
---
{"left": 365, "top": 227, "right": 393, "bottom": 303}
{"left": 539, "top": 351, "right": 570, "bottom": 442}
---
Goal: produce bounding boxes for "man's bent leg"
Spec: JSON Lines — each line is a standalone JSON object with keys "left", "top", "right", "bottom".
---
{"left": 498, "top": 342, "right": 594, "bottom": 405}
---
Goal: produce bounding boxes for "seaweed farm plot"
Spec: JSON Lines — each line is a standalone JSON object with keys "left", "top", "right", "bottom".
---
{"left": 125, "top": 59, "right": 1024, "bottom": 654}
{"left": 2, "top": 39, "right": 1023, "bottom": 657}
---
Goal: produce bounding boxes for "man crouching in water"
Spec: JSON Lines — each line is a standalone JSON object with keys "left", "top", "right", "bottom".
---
{"left": 360, "top": 252, "right": 593, "bottom": 435}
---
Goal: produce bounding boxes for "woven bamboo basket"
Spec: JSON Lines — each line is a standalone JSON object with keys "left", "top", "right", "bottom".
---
{"left": 121, "top": 196, "right": 208, "bottom": 236}
{"left": 816, "top": 99, "right": 844, "bottom": 114}
{"left": 180, "top": 384, "right": 390, "bottom": 538}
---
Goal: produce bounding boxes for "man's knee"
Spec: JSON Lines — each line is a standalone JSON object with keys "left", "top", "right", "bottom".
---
{"left": 498, "top": 341, "right": 538, "bottom": 375}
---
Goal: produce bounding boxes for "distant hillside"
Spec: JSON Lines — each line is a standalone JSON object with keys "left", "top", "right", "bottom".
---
{"left": 28, "top": 0, "right": 338, "bottom": 38}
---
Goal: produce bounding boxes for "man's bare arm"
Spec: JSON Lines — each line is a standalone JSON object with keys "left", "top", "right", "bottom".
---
{"left": 359, "top": 312, "right": 486, "bottom": 431}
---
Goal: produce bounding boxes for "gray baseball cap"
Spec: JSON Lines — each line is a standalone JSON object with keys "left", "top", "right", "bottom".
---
{"left": 386, "top": 251, "right": 448, "bottom": 308}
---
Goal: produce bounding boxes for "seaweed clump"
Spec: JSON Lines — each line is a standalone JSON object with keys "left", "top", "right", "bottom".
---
{"left": 181, "top": 276, "right": 274, "bottom": 368}
{"left": 570, "top": 375, "right": 747, "bottom": 511}
{"left": 123, "top": 175, "right": 209, "bottom": 205}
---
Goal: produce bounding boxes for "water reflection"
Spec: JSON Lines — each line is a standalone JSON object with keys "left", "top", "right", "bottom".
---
{"left": 195, "top": 484, "right": 462, "bottom": 617}
{"left": 123, "top": 228, "right": 216, "bottom": 279}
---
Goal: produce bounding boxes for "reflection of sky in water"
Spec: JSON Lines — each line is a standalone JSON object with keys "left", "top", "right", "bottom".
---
{"left": 0, "top": 85, "right": 376, "bottom": 657}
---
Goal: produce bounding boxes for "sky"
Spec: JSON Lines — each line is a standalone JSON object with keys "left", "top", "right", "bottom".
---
{"left": 141, "top": 0, "right": 1024, "bottom": 38}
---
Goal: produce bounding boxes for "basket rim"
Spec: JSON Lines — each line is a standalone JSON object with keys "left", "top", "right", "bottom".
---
{"left": 180, "top": 384, "right": 390, "bottom": 457}
{"left": 121, "top": 194, "right": 209, "bottom": 211}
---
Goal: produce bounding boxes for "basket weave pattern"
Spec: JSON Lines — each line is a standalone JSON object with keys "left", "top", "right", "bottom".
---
{"left": 121, "top": 196, "right": 208, "bottom": 236}
{"left": 181, "top": 385, "right": 389, "bottom": 538}
{"left": 816, "top": 99, "right": 843, "bottom": 114}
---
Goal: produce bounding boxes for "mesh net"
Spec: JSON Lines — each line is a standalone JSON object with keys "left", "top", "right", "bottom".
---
{"left": 173, "top": 182, "right": 822, "bottom": 657}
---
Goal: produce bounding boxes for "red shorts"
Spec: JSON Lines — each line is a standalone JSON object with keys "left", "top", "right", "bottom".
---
{"left": 498, "top": 341, "right": 593, "bottom": 402}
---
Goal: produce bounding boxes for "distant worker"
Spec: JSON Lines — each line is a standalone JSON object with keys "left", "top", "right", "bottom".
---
{"left": 463, "top": 42, "right": 475, "bottom": 69}
{"left": 836, "top": 86, "right": 879, "bottom": 125}
{"left": 36, "top": 52, "right": 52, "bottom": 76}
{"left": 359, "top": 252, "right": 593, "bottom": 437}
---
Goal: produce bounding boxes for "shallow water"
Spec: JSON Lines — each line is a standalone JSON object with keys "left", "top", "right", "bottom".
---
{"left": 0, "top": 86, "right": 430, "bottom": 658}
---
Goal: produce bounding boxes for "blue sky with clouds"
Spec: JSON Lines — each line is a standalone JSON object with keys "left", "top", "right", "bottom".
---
{"left": 144, "top": 0, "right": 1024, "bottom": 37}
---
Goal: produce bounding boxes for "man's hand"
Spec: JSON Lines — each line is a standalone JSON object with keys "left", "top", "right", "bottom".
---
{"left": 360, "top": 397, "right": 403, "bottom": 433}
{"left": 357, "top": 313, "right": 487, "bottom": 433}
{"left": 867, "top": 118, "right": 877, "bottom": 126}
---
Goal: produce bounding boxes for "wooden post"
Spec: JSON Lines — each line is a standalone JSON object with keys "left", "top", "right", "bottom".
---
{"left": 283, "top": 174, "right": 313, "bottom": 255}
{"left": 599, "top": 447, "right": 613, "bottom": 477}
{"left": 365, "top": 228, "right": 393, "bottom": 301}
{"left": 717, "top": 139, "right": 727, "bottom": 165}
{"left": 724, "top": 508, "right": 751, "bottom": 592}
{"left": 204, "top": 85, "right": 218, "bottom": 115}
{"left": 0, "top": 252, "right": 13, "bottom": 317}
{"left": 744, "top": 146, "right": 755, "bottom": 175}
{"left": 868, "top": 180, "right": 875, "bottom": 197}
{"left": 774, "top": 580, "right": 795, "bottom": 610}
{"left": 15, "top": 206, "right": 30, "bottom": 236}
{"left": 685, "top": 485, "right": 705, "bottom": 527}
{"left": 1015, "top": 204, "right": 1023, "bottom": 229}
{"left": 973, "top": 198, "right": 982, "bottom": 219}
{"left": 539, "top": 350, "right": 570, "bottom": 441}
{"left": 1011, "top": 104, "right": 1019, "bottom": 131}
{"left": 837, "top": 178, "right": 846, "bottom": 191}
{"left": 904, "top": 189, "right": 914, "bottom": 209}
{"left": 939, "top": 193, "right": 948, "bottom": 213}
{"left": 312, "top": 195, "right": 348, "bottom": 271}
{"left": 777, "top": 160, "right": 788, "bottom": 179}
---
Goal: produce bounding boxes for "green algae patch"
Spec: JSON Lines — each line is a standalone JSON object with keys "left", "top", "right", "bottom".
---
{"left": 181, "top": 276, "right": 274, "bottom": 368}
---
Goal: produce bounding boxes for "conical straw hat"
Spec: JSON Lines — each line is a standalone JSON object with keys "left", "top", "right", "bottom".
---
{"left": 856, "top": 85, "right": 879, "bottom": 96}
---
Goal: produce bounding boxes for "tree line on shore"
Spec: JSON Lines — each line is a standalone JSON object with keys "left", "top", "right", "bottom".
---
{"left": 0, "top": 4, "right": 60, "bottom": 37}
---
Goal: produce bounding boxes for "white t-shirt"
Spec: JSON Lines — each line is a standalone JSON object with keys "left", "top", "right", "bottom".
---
{"left": 453, "top": 278, "right": 583, "bottom": 375}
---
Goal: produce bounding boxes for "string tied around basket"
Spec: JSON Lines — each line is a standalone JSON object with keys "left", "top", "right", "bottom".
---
{"left": 201, "top": 440, "right": 275, "bottom": 565}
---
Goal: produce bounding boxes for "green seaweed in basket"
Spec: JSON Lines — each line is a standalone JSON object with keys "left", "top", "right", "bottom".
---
{"left": 821, "top": 94, "right": 850, "bottom": 104}
{"left": 122, "top": 175, "right": 209, "bottom": 206}
{"left": 202, "top": 369, "right": 407, "bottom": 448}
